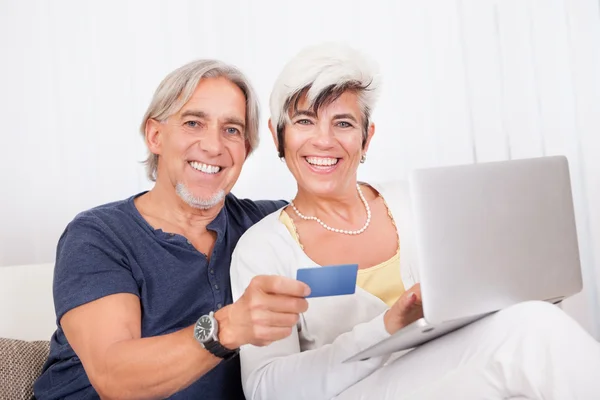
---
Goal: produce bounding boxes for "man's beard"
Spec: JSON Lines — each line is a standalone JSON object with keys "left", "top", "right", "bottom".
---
{"left": 176, "top": 183, "right": 225, "bottom": 210}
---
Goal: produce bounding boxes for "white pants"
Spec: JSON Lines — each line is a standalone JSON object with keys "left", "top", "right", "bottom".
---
{"left": 336, "top": 301, "right": 600, "bottom": 400}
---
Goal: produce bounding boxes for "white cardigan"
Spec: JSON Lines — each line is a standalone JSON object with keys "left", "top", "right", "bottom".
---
{"left": 230, "top": 181, "right": 420, "bottom": 400}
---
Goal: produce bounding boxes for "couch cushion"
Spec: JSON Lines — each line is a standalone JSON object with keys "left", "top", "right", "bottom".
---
{"left": 0, "top": 263, "right": 56, "bottom": 341}
{"left": 0, "top": 338, "right": 50, "bottom": 400}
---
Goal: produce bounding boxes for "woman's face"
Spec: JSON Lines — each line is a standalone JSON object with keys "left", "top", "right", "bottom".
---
{"left": 271, "top": 91, "right": 374, "bottom": 198}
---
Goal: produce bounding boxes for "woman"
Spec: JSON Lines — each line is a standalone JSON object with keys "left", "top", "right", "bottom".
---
{"left": 230, "top": 43, "right": 600, "bottom": 399}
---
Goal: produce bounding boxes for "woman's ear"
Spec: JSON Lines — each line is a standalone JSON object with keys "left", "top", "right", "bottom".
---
{"left": 363, "top": 122, "right": 376, "bottom": 154}
{"left": 268, "top": 118, "right": 278, "bottom": 149}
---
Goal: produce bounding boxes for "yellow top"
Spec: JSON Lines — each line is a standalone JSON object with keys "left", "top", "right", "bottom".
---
{"left": 279, "top": 205, "right": 405, "bottom": 307}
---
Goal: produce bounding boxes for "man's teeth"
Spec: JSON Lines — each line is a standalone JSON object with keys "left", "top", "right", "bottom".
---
{"left": 305, "top": 157, "right": 339, "bottom": 166}
{"left": 189, "top": 161, "right": 221, "bottom": 174}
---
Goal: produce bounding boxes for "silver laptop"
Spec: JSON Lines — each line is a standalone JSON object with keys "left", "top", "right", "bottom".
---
{"left": 344, "top": 156, "right": 583, "bottom": 363}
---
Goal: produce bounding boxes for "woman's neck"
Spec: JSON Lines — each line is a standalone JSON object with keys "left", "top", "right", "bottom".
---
{"left": 292, "top": 182, "right": 367, "bottom": 224}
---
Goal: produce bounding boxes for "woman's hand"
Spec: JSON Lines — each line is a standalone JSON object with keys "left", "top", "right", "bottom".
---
{"left": 384, "top": 283, "right": 424, "bottom": 335}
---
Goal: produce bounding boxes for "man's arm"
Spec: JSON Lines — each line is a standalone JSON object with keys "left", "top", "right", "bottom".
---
{"left": 62, "top": 294, "right": 218, "bottom": 400}
{"left": 62, "top": 276, "right": 309, "bottom": 400}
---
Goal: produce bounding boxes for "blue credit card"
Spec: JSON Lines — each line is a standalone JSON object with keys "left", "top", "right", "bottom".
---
{"left": 296, "top": 264, "right": 359, "bottom": 298}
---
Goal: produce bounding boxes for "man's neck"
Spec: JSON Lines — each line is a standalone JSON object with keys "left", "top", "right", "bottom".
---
{"left": 136, "top": 179, "right": 224, "bottom": 236}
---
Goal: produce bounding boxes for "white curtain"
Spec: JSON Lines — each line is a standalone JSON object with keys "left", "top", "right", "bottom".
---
{"left": 1, "top": 0, "right": 598, "bottom": 338}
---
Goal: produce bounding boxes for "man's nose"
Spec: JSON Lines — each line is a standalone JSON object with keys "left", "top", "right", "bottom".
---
{"left": 198, "top": 125, "right": 224, "bottom": 155}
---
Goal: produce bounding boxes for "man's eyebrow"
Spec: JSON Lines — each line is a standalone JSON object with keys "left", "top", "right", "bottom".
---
{"left": 180, "top": 110, "right": 208, "bottom": 119}
{"left": 180, "top": 111, "right": 245, "bottom": 128}
{"left": 223, "top": 116, "right": 246, "bottom": 129}
{"left": 332, "top": 113, "right": 358, "bottom": 123}
{"left": 291, "top": 110, "right": 318, "bottom": 119}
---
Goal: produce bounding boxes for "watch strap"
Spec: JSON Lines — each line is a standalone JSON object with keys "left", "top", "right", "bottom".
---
{"left": 204, "top": 339, "right": 239, "bottom": 361}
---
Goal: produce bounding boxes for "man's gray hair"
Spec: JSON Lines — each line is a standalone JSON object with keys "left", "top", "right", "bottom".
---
{"left": 140, "top": 59, "right": 260, "bottom": 181}
{"left": 269, "top": 43, "right": 381, "bottom": 157}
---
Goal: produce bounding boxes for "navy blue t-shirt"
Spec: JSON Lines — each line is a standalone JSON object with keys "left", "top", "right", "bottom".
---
{"left": 34, "top": 192, "right": 285, "bottom": 399}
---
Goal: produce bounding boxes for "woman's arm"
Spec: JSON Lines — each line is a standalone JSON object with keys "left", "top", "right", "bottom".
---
{"left": 238, "top": 284, "right": 424, "bottom": 400}
{"left": 238, "top": 311, "right": 391, "bottom": 400}
{"left": 230, "top": 236, "right": 393, "bottom": 400}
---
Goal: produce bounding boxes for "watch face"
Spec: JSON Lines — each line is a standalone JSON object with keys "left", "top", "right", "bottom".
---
{"left": 194, "top": 315, "right": 213, "bottom": 342}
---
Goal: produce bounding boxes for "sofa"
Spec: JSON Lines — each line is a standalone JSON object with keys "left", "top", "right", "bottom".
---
{"left": 0, "top": 263, "right": 56, "bottom": 399}
{"left": 0, "top": 262, "right": 595, "bottom": 399}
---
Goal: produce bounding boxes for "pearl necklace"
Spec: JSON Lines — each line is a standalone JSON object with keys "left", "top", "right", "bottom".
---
{"left": 290, "top": 184, "right": 371, "bottom": 235}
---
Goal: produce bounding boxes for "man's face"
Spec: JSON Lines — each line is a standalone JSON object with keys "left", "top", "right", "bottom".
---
{"left": 146, "top": 77, "right": 248, "bottom": 208}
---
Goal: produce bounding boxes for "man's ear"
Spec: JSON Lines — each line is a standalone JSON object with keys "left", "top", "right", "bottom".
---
{"left": 244, "top": 141, "right": 251, "bottom": 159}
{"left": 362, "top": 122, "right": 376, "bottom": 154}
{"left": 145, "top": 118, "right": 163, "bottom": 156}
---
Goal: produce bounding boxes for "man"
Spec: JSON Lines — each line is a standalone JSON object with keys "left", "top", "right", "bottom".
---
{"left": 34, "top": 60, "right": 310, "bottom": 399}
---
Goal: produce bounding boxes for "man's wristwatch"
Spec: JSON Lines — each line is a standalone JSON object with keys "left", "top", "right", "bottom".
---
{"left": 193, "top": 311, "right": 239, "bottom": 360}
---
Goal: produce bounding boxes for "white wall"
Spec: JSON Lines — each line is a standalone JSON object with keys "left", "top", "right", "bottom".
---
{"left": 1, "top": 0, "right": 598, "bottom": 338}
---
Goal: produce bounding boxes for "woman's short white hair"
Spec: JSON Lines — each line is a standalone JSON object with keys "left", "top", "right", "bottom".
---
{"left": 269, "top": 43, "right": 381, "bottom": 157}
{"left": 140, "top": 59, "right": 260, "bottom": 181}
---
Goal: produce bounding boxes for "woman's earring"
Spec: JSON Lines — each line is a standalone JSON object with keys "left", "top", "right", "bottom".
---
{"left": 360, "top": 153, "right": 367, "bottom": 164}
{"left": 280, "top": 157, "right": 285, "bottom": 162}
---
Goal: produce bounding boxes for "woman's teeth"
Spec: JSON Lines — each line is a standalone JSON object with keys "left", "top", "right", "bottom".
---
{"left": 305, "top": 157, "right": 339, "bottom": 167}
{"left": 189, "top": 161, "right": 221, "bottom": 174}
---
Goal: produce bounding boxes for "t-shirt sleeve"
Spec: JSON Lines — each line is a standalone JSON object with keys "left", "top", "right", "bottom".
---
{"left": 253, "top": 200, "right": 287, "bottom": 218}
{"left": 53, "top": 213, "right": 140, "bottom": 323}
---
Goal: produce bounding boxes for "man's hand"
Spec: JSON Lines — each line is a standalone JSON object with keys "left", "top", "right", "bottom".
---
{"left": 384, "top": 283, "right": 424, "bottom": 334}
{"left": 216, "top": 275, "right": 310, "bottom": 349}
